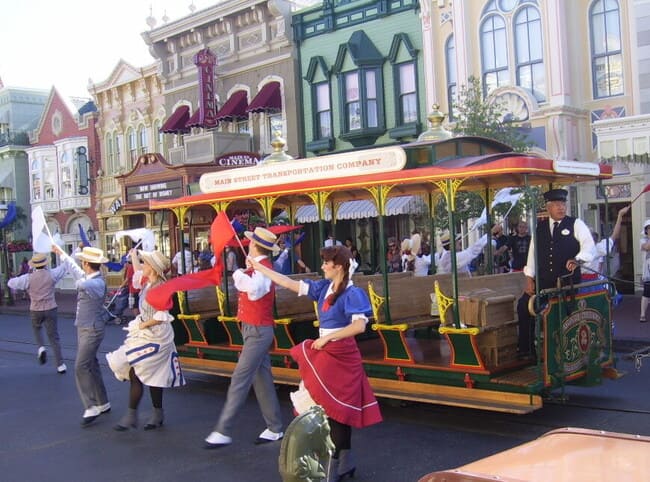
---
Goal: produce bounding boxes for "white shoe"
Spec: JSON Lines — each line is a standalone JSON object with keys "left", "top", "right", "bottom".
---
{"left": 255, "top": 428, "right": 284, "bottom": 444}
{"left": 96, "top": 402, "right": 111, "bottom": 413}
{"left": 57, "top": 363, "right": 67, "bottom": 374}
{"left": 38, "top": 346, "right": 47, "bottom": 365}
{"left": 81, "top": 406, "right": 101, "bottom": 426}
{"left": 204, "top": 431, "right": 232, "bottom": 448}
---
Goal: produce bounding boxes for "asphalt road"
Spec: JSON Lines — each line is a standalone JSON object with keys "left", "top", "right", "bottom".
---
{"left": 1, "top": 311, "right": 649, "bottom": 482}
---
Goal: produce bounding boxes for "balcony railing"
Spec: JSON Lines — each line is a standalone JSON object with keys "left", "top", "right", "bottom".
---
{"left": 0, "top": 130, "right": 30, "bottom": 148}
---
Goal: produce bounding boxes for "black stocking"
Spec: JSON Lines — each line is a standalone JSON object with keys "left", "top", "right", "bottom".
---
{"left": 128, "top": 368, "right": 143, "bottom": 410}
{"left": 149, "top": 386, "right": 163, "bottom": 409}
{"left": 328, "top": 417, "right": 351, "bottom": 458}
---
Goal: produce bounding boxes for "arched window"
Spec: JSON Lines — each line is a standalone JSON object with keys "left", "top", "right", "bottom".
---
{"left": 127, "top": 129, "right": 137, "bottom": 166}
{"left": 514, "top": 6, "right": 545, "bottom": 102}
{"left": 445, "top": 35, "right": 457, "bottom": 120}
{"left": 138, "top": 126, "right": 148, "bottom": 155}
{"left": 105, "top": 134, "right": 114, "bottom": 174}
{"left": 590, "top": 0, "right": 622, "bottom": 98}
{"left": 114, "top": 133, "right": 123, "bottom": 172}
{"left": 480, "top": 14, "right": 509, "bottom": 95}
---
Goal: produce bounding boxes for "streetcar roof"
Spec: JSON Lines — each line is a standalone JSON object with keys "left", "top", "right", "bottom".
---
{"left": 149, "top": 145, "right": 611, "bottom": 210}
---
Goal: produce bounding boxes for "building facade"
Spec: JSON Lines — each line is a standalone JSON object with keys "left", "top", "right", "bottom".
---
{"left": 25, "top": 88, "right": 99, "bottom": 289}
{"left": 136, "top": 0, "right": 299, "bottom": 258}
{"left": 89, "top": 60, "right": 167, "bottom": 285}
{"left": 0, "top": 85, "right": 48, "bottom": 278}
{"left": 294, "top": 0, "right": 427, "bottom": 154}
{"left": 421, "top": 0, "right": 645, "bottom": 290}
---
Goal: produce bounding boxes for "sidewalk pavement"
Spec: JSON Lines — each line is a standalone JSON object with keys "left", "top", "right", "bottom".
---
{"left": 2, "top": 292, "right": 649, "bottom": 342}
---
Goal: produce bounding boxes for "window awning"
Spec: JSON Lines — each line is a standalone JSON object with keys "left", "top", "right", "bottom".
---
{"left": 215, "top": 91, "right": 249, "bottom": 122}
{"left": 295, "top": 196, "right": 426, "bottom": 223}
{"left": 185, "top": 109, "right": 202, "bottom": 129}
{"left": 160, "top": 105, "right": 190, "bottom": 134}
{"left": 246, "top": 82, "right": 281, "bottom": 113}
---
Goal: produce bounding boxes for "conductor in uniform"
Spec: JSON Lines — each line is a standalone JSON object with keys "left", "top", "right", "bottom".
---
{"left": 517, "top": 188, "right": 594, "bottom": 358}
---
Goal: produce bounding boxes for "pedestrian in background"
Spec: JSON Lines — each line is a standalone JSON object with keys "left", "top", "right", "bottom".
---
{"left": 171, "top": 241, "right": 193, "bottom": 276}
{"left": 107, "top": 249, "right": 185, "bottom": 431}
{"left": 640, "top": 219, "right": 650, "bottom": 322}
{"left": 53, "top": 245, "right": 111, "bottom": 426}
{"left": 8, "top": 253, "right": 68, "bottom": 374}
{"left": 507, "top": 220, "right": 531, "bottom": 272}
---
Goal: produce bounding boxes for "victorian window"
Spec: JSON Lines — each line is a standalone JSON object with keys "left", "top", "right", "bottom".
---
{"left": 30, "top": 158, "right": 42, "bottom": 201}
{"left": 60, "top": 150, "right": 74, "bottom": 198}
{"left": 514, "top": 6, "right": 545, "bottom": 102}
{"left": 305, "top": 56, "right": 334, "bottom": 151}
{"left": 335, "top": 31, "right": 385, "bottom": 146}
{"left": 43, "top": 156, "right": 57, "bottom": 200}
{"left": 115, "top": 133, "right": 123, "bottom": 171}
{"left": 590, "top": 0, "right": 622, "bottom": 98}
{"left": 105, "top": 135, "right": 114, "bottom": 175}
{"left": 127, "top": 129, "right": 137, "bottom": 166}
{"left": 445, "top": 35, "right": 457, "bottom": 120}
{"left": 138, "top": 126, "right": 148, "bottom": 155}
{"left": 481, "top": 14, "right": 509, "bottom": 95}
{"left": 315, "top": 82, "right": 332, "bottom": 139}
{"left": 267, "top": 113, "right": 284, "bottom": 143}
{"left": 479, "top": 1, "right": 546, "bottom": 102}
{"left": 236, "top": 119, "right": 249, "bottom": 134}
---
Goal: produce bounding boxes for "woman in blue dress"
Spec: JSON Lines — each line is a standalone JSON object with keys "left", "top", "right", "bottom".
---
{"left": 249, "top": 245, "right": 382, "bottom": 482}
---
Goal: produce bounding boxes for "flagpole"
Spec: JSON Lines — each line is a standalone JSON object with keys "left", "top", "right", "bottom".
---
{"left": 234, "top": 236, "right": 247, "bottom": 255}
{"left": 631, "top": 184, "right": 650, "bottom": 204}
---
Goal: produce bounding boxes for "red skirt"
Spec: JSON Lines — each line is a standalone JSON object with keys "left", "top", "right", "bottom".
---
{"left": 290, "top": 338, "right": 382, "bottom": 428}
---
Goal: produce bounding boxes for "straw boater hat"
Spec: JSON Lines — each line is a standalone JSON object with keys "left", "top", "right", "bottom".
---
{"left": 439, "top": 231, "right": 460, "bottom": 247}
{"left": 75, "top": 247, "right": 109, "bottom": 264}
{"left": 139, "top": 250, "right": 171, "bottom": 279}
{"left": 244, "top": 227, "right": 281, "bottom": 255}
{"left": 29, "top": 253, "right": 49, "bottom": 268}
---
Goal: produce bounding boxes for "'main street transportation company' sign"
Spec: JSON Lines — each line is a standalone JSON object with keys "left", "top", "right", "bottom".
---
{"left": 199, "top": 146, "right": 407, "bottom": 194}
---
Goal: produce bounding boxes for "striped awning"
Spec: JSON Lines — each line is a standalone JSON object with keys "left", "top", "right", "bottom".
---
{"left": 295, "top": 196, "right": 425, "bottom": 223}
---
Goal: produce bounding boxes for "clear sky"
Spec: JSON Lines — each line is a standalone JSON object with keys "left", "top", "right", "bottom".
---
{"left": 0, "top": 0, "right": 211, "bottom": 98}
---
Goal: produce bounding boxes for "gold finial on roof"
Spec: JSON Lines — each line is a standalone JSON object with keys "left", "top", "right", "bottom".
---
{"left": 260, "top": 131, "right": 294, "bottom": 164}
{"left": 417, "top": 104, "right": 453, "bottom": 141}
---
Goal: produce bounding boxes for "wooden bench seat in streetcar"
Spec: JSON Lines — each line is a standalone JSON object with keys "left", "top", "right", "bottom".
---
{"left": 364, "top": 272, "right": 454, "bottom": 363}
{"left": 435, "top": 271, "right": 527, "bottom": 370}
{"left": 177, "top": 273, "right": 321, "bottom": 352}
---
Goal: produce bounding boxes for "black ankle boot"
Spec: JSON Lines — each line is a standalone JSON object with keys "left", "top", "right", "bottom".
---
{"left": 338, "top": 449, "right": 356, "bottom": 480}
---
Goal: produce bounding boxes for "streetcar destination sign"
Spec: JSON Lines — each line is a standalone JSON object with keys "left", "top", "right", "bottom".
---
{"left": 199, "top": 146, "right": 407, "bottom": 194}
{"left": 553, "top": 159, "right": 601, "bottom": 176}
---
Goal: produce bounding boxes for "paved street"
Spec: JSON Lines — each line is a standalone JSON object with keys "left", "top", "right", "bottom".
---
{"left": 1, "top": 294, "right": 649, "bottom": 481}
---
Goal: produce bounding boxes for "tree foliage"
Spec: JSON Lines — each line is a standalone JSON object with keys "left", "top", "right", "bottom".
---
{"left": 431, "top": 77, "right": 539, "bottom": 232}
{"left": 451, "top": 76, "right": 534, "bottom": 153}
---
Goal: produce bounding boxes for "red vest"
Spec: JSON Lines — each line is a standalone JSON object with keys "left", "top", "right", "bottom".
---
{"left": 237, "top": 257, "right": 275, "bottom": 326}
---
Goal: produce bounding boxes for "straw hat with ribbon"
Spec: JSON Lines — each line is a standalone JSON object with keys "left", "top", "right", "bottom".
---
{"left": 244, "top": 227, "right": 281, "bottom": 255}
{"left": 29, "top": 253, "right": 49, "bottom": 268}
{"left": 75, "top": 247, "right": 109, "bottom": 264}
{"left": 139, "top": 250, "right": 171, "bottom": 280}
